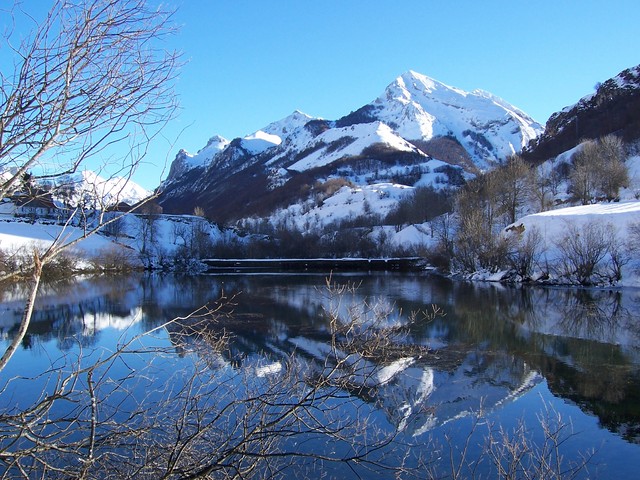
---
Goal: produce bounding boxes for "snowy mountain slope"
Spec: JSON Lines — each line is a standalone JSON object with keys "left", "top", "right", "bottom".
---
{"left": 158, "top": 70, "right": 540, "bottom": 222}
{"left": 0, "top": 211, "right": 226, "bottom": 271}
{"left": 287, "top": 121, "right": 423, "bottom": 172}
{"left": 161, "top": 110, "right": 316, "bottom": 186}
{"left": 240, "top": 182, "right": 413, "bottom": 234}
{"left": 367, "top": 71, "right": 541, "bottom": 168}
{"left": 261, "top": 110, "right": 314, "bottom": 139}
{"left": 240, "top": 131, "right": 281, "bottom": 154}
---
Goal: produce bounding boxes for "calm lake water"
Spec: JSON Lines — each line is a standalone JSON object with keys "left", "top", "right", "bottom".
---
{"left": 1, "top": 271, "right": 640, "bottom": 478}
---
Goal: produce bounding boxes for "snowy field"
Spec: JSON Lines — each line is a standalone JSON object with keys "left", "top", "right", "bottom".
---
{"left": 0, "top": 217, "right": 121, "bottom": 259}
{"left": 0, "top": 213, "right": 224, "bottom": 271}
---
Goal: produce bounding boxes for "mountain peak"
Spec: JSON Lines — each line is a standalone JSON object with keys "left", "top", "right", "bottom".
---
{"left": 399, "top": 70, "right": 437, "bottom": 87}
{"left": 55, "top": 170, "right": 149, "bottom": 207}
{"left": 373, "top": 70, "right": 542, "bottom": 165}
{"left": 260, "top": 110, "right": 315, "bottom": 139}
{"left": 198, "top": 135, "right": 229, "bottom": 154}
{"left": 394, "top": 70, "right": 467, "bottom": 98}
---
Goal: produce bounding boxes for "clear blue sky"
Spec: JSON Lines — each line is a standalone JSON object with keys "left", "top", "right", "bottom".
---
{"left": 9, "top": 1, "right": 640, "bottom": 190}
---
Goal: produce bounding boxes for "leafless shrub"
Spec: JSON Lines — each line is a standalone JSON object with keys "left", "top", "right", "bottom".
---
{"left": 321, "top": 277, "right": 444, "bottom": 363}
{"left": 569, "top": 135, "right": 629, "bottom": 204}
{"left": 628, "top": 221, "right": 640, "bottom": 276}
{"left": 429, "top": 401, "right": 595, "bottom": 480}
{"left": 555, "top": 221, "right": 616, "bottom": 285}
{"left": 606, "top": 233, "right": 631, "bottom": 283}
{"left": 0, "top": 244, "right": 77, "bottom": 277}
{"left": 454, "top": 209, "right": 513, "bottom": 273}
{"left": 89, "top": 245, "right": 139, "bottom": 272}
{"left": 0, "top": 244, "right": 27, "bottom": 275}
{"left": 484, "top": 401, "right": 596, "bottom": 479}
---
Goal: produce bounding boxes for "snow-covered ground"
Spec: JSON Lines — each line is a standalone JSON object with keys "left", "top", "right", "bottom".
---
{"left": 3, "top": 190, "right": 640, "bottom": 286}
{"left": 0, "top": 217, "right": 124, "bottom": 260}
{"left": 0, "top": 211, "right": 227, "bottom": 271}
{"left": 502, "top": 200, "right": 640, "bottom": 287}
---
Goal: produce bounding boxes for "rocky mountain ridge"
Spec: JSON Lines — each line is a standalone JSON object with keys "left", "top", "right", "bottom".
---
{"left": 523, "top": 64, "right": 640, "bottom": 162}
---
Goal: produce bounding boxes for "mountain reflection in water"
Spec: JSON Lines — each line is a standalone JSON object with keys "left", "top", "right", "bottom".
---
{"left": 2, "top": 272, "right": 640, "bottom": 468}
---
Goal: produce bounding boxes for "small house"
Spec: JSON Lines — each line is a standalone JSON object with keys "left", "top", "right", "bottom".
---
{"left": 12, "top": 193, "right": 58, "bottom": 219}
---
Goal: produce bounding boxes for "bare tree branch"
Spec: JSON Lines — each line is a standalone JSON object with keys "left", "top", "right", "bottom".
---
{"left": 0, "top": 0, "right": 179, "bottom": 370}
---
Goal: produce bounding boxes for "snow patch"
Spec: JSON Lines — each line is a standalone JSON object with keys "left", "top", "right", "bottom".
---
{"left": 289, "top": 122, "right": 419, "bottom": 172}
{"left": 55, "top": 170, "right": 150, "bottom": 207}
{"left": 241, "top": 130, "right": 282, "bottom": 154}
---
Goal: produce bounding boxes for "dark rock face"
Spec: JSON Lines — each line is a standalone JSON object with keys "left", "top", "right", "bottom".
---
{"left": 524, "top": 65, "right": 640, "bottom": 163}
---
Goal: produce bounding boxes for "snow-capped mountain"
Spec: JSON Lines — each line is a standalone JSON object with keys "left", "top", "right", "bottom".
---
{"left": 347, "top": 71, "right": 540, "bottom": 169}
{"left": 54, "top": 170, "right": 150, "bottom": 208}
{"left": 165, "top": 135, "right": 230, "bottom": 181}
{"left": 158, "top": 71, "right": 543, "bottom": 222}
{"left": 261, "top": 109, "right": 314, "bottom": 140}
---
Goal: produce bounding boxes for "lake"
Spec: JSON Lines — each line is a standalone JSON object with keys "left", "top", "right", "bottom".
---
{"left": 1, "top": 272, "right": 639, "bottom": 478}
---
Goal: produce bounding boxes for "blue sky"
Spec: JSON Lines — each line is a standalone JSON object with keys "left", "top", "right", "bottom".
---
{"left": 6, "top": 1, "right": 640, "bottom": 190}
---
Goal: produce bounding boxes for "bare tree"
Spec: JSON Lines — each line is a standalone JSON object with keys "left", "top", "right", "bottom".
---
{"left": 454, "top": 182, "right": 511, "bottom": 273}
{"left": 569, "top": 136, "right": 629, "bottom": 204}
{"left": 102, "top": 213, "right": 126, "bottom": 241}
{"left": 495, "top": 154, "right": 530, "bottom": 225}
{"left": 507, "top": 225, "right": 545, "bottom": 279}
{"left": 598, "top": 134, "right": 629, "bottom": 201}
{"left": 0, "top": 0, "right": 178, "bottom": 197}
{"left": 137, "top": 201, "right": 162, "bottom": 261}
{"left": 190, "top": 206, "right": 214, "bottom": 258}
{"left": 569, "top": 140, "right": 599, "bottom": 205}
{"left": 172, "top": 219, "right": 189, "bottom": 245}
{"left": 0, "top": 0, "right": 179, "bottom": 370}
{"left": 527, "top": 164, "right": 554, "bottom": 212}
{"left": 483, "top": 401, "right": 595, "bottom": 479}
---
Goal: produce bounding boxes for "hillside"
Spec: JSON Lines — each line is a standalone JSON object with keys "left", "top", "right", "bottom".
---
{"left": 524, "top": 64, "right": 640, "bottom": 163}
{"left": 0, "top": 210, "right": 228, "bottom": 273}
